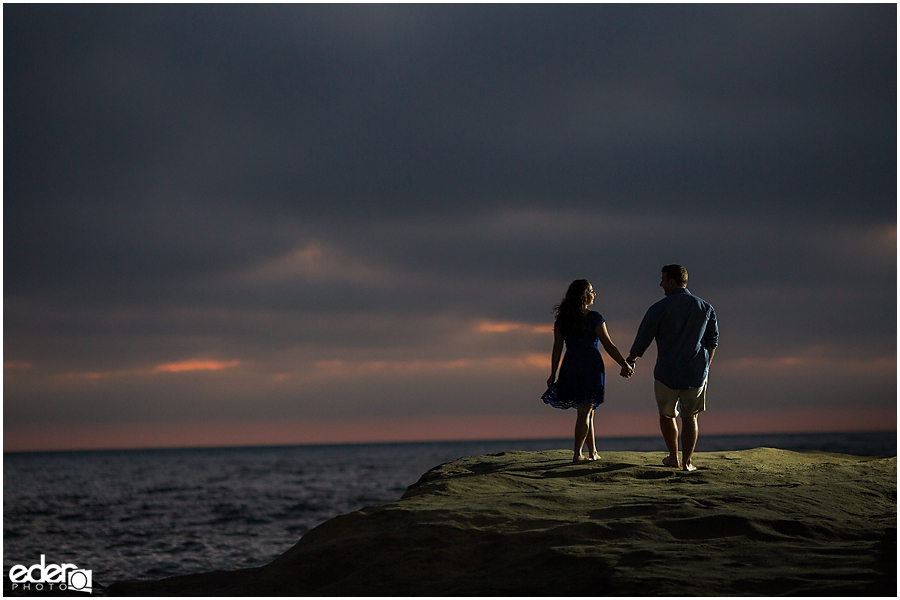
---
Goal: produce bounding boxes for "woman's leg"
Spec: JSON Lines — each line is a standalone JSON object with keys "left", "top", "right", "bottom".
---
{"left": 573, "top": 403, "right": 592, "bottom": 462}
{"left": 586, "top": 407, "right": 600, "bottom": 460}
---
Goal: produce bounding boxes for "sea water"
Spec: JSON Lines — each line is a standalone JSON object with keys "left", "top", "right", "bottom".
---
{"left": 4, "top": 432, "right": 895, "bottom": 590}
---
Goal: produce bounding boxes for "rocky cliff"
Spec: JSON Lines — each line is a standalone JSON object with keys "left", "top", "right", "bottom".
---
{"left": 108, "top": 448, "right": 897, "bottom": 596}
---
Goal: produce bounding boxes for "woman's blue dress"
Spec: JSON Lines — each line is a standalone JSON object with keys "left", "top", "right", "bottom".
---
{"left": 542, "top": 310, "right": 605, "bottom": 410}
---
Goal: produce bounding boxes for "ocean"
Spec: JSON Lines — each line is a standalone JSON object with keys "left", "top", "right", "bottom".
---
{"left": 4, "top": 431, "right": 896, "bottom": 592}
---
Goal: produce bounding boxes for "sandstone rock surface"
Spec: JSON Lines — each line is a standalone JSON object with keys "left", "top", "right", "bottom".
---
{"left": 108, "top": 448, "right": 897, "bottom": 596}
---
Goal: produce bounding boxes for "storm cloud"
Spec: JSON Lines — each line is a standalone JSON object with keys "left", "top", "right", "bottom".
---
{"left": 4, "top": 4, "right": 895, "bottom": 450}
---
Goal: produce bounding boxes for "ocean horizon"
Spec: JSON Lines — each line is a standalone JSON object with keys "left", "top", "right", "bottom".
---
{"left": 5, "top": 428, "right": 897, "bottom": 457}
{"left": 4, "top": 430, "right": 896, "bottom": 592}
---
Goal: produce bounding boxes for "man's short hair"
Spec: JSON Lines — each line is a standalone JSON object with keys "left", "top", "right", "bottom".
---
{"left": 662, "top": 264, "right": 688, "bottom": 287}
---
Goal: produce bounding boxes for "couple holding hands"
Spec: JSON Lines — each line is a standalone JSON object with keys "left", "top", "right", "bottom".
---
{"left": 544, "top": 265, "right": 718, "bottom": 471}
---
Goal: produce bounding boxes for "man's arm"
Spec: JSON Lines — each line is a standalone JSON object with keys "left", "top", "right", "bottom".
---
{"left": 628, "top": 305, "right": 660, "bottom": 364}
{"left": 703, "top": 306, "right": 718, "bottom": 368}
{"left": 702, "top": 306, "right": 718, "bottom": 352}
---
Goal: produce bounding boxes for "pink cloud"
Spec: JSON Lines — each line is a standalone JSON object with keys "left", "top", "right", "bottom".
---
{"left": 3, "top": 361, "right": 32, "bottom": 369}
{"left": 151, "top": 359, "right": 241, "bottom": 373}
{"left": 310, "top": 354, "right": 547, "bottom": 376}
{"left": 718, "top": 356, "right": 895, "bottom": 374}
{"left": 55, "top": 358, "right": 241, "bottom": 380}
{"left": 476, "top": 320, "right": 551, "bottom": 334}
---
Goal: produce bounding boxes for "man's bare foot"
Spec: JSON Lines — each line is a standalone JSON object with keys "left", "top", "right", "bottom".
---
{"left": 573, "top": 454, "right": 589, "bottom": 463}
{"left": 683, "top": 462, "right": 697, "bottom": 472}
{"left": 588, "top": 452, "right": 601, "bottom": 461}
{"left": 662, "top": 455, "right": 679, "bottom": 468}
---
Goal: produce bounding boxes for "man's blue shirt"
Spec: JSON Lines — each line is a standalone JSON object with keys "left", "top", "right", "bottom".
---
{"left": 629, "top": 288, "right": 718, "bottom": 390}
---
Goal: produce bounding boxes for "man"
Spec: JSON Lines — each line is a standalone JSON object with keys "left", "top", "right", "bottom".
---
{"left": 627, "top": 265, "right": 718, "bottom": 472}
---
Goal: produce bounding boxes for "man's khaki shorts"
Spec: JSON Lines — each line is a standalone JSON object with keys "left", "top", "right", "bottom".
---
{"left": 655, "top": 379, "right": 707, "bottom": 418}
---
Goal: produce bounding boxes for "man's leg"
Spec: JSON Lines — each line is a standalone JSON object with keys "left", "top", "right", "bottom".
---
{"left": 679, "top": 382, "right": 705, "bottom": 471}
{"left": 681, "top": 414, "right": 698, "bottom": 472}
{"left": 659, "top": 415, "right": 679, "bottom": 468}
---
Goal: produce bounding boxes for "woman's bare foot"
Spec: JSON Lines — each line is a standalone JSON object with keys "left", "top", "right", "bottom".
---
{"left": 662, "top": 455, "right": 679, "bottom": 468}
{"left": 589, "top": 452, "right": 601, "bottom": 461}
{"left": 683, "top": 461, "right": 697, "bottom": 472}
{"left": 573, "top": 454, "right": 589, "bottom": 463}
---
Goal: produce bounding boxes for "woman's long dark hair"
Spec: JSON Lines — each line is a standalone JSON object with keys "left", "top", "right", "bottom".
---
{"left": 553, "top": 279, "right": 593, "bottom": 335}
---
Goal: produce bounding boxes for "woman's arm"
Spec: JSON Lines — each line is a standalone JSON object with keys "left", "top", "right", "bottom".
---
{"left": 547, "top": 326, "right": 563, "bottom": 387}
{"left": 597, "top": 322, "right": 634, "bottom": 377}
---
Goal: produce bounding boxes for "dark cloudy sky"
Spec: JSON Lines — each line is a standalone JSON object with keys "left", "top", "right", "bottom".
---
{"left": 4, "top": 4, "right": 896, "bottom": 451}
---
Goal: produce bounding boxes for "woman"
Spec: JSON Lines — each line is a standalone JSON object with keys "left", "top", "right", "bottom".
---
{"left": 544, "top": 279, "right": 633, "bottom": 463}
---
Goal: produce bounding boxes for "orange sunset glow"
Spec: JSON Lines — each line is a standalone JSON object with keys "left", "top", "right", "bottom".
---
{"left": 4, "top": 406, "right": 895, "bottom": 453}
